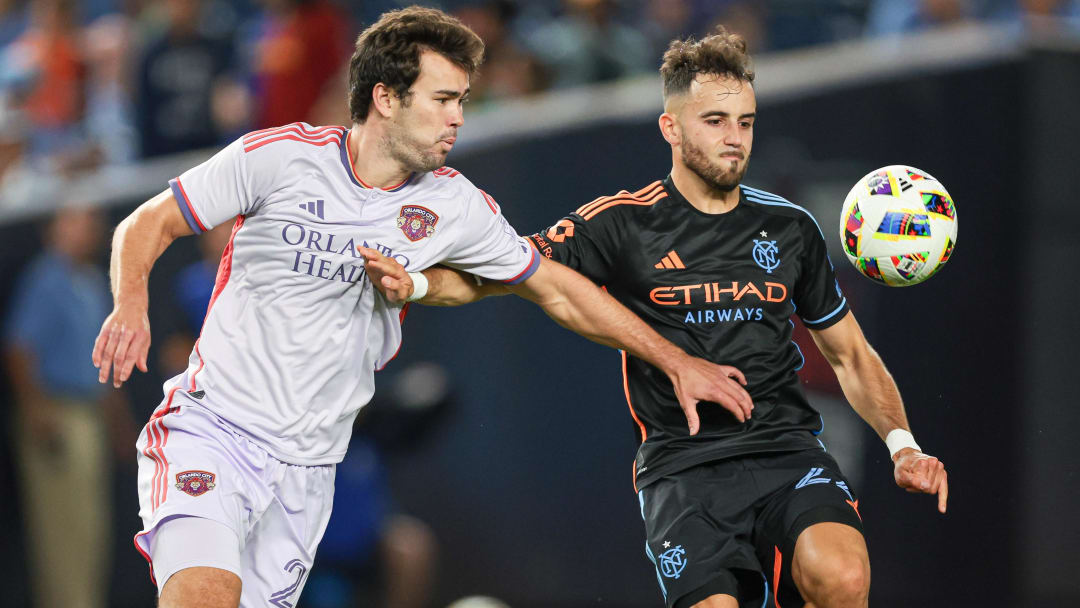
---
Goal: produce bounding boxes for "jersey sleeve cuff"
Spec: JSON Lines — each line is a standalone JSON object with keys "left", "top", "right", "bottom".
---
{"left": 170, "top": 178, "right": 208, "bottom": 234}
{"left": 501, "top": 247, "right": 541, "bottom": 285}
{"left": 800, "top": 299, "right": 850, "bottom": 330}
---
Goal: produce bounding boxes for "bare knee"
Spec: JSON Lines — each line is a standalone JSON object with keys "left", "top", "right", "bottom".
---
{"left": 792, "top": 523, "right": 869, "bottom": 608}
{"left": 691, "top": 593, "right": 739, "bottom": 608}
{"left": 802, "top": 555, "right": 869, "bottom": 602}
{"left": 159, "top": 566, "right": 241, "bottom": 608}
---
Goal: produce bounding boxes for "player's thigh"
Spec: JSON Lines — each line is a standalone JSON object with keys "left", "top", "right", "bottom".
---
{"left": 159, "top": 566, "right": 241, "bottom": 608}
{"left": 752, "top": 450, "right": 865, "bottom": 606}
{"left": 639, "top": 463, "right": 766, "bottom": 608}
{"left": 790, "top": 522, "right": 869, "bottom": 599}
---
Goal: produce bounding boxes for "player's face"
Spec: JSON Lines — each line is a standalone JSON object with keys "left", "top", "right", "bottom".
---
{"left": 386, "top": 50, "right": 469, "bottom": 173}
{"left": 672, "top": 75, "right": 755, "bottom": 192}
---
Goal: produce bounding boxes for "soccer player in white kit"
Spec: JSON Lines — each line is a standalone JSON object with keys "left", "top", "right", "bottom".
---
{"left": 91, "top": 7, "right": 754, "bottom": 608}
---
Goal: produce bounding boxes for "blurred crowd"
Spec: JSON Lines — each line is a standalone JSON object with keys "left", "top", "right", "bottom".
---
{"left": 0, "top": 0, "right": 1078, "bottom": 193}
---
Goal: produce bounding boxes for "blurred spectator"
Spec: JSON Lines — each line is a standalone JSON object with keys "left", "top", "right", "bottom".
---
{"left": 3, "top": 204, "right": 136, "bottom": 608}
{"left": 250, "top": 0, "right": 350, "bottom": 128}
{"left": 762, "top": 0, "right": 865, "bottom": 51}
{"left": 306, "top": 362, "right": 450, "bottom": 608}
{"left": 0, "top": 0, "right": 28, "bottom": 48}
{"left": 454, "top": 1, "right": 548, "bottom": 105}
{"left": 0, "top": 0, "right": 100, "bottom": 171}
{"left": 990, "top": 0, "right": 1080, "bottom": 35}
{"left": 707, "top": 1, "right": 768, "bottom": 52}
{"left": 866, "top": 0, "right": 977, "bottom": 36}
{"left": 84, "top": 14, "right": 136, "bottom": 165}
{"left": 306, "top": 431, "right": 438, "bottom": 608}
{"left": 523, "top": 0, "right": 653, "bottom": 88}
{"left": 639, "top": 0, "right": 700, "bottom": 57}
{"left": 134, "top": 0, "right": 239, "bottom": 158}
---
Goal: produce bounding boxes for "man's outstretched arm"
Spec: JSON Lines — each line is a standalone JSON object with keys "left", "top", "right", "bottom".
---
{"left": 362, "top": 248, "right": 754, "bottom": 433}
{"left": 360, "top": 251, "right": 503, "bottom": 306}
{"left": 92, "top": 190, "right": 194, "bottom": 388}
{"left": 810, "top": 312, "right": 949, "bottom": 513}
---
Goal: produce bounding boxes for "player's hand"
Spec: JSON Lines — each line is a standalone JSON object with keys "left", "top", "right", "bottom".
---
{"left": 360, "top": 247, "right": 413, "bottom": 304}
{"left": 92, "top": 302, "right": 151, "bottom": 388}
{"left": 893, "top": 447, "right": 949, "bottom": 514}
{"left": 668, "top": 355, "right": 753, "bottom": 434}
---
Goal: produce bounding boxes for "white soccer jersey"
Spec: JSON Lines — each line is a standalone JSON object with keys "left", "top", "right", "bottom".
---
{"left": 163, "top": 123, "right": 539, "bottom": 464}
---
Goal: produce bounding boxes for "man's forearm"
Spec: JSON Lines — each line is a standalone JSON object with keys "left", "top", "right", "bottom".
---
{"left": 111, "top": 191, "right": 190, "bottom": 306}
{"left": 418, "top": 266, "right": 508, "bottom": 306}
{"left": 508, "top": 259, "right": 686, "bottom": 375}
{"left": 832, "top": 345, "right": 910, "bottom": 441}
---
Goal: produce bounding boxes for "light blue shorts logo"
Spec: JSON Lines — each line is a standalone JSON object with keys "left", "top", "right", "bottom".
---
{"left": 659, "top": 545, "right": 688, "bottom": 579}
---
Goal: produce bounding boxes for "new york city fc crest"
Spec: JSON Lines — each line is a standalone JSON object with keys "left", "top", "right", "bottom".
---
{"left": 397, "top": 205, "right": 439, "bottom": 242}
{"left": 175, "top": 470, "right": 216, "bottom": 497}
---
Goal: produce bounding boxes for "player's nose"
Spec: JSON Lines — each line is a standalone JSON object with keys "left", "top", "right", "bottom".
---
{"left": 449, "top": 103, "right": 464, "bottom": 127}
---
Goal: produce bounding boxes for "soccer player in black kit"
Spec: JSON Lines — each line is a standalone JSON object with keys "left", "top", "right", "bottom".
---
{"left": 364, "top": 28, "right": 949, "bottom": 608}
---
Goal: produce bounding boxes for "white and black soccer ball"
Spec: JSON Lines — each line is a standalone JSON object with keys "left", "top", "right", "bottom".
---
{"left": 839, "top": 165, "right": 957, "bottom": 286}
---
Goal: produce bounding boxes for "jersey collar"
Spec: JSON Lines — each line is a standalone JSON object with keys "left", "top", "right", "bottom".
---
{"left": 662, "top": 174, "right": 747, "bottom": 217}
{"left": 339, "top": 128, "right": 414, "bottom": 192}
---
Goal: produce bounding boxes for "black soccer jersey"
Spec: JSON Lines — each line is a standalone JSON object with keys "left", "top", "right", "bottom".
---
{"left": 527, "top": 176, "right": 850, "bottom": 490}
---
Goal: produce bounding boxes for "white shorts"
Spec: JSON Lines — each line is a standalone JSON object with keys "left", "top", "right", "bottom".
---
{"left": 133, "top": 402, "right": 335, "bottom": 606}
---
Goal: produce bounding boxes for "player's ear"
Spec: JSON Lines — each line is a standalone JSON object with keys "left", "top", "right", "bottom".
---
{"left": 659, "top": 112, "right": 680, "bottom": 146}
{"left": 371, "top": 82, "right": 395, "bottom": 119}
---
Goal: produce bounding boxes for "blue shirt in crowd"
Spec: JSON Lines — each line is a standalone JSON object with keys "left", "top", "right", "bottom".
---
{"left": 5, "top": 252, "right": 111, "bottom": 400}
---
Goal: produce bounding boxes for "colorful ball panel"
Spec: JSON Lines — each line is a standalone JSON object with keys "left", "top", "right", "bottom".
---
{"left": 839, "top": 165, "right": 957, "bottom": 286}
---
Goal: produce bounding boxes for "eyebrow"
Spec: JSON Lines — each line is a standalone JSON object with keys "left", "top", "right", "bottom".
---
{"left": 700, "top": 111, "right": 756, "bottom": 119}
{"left": 434, "top": 88, "right": 470, "bottom": 98}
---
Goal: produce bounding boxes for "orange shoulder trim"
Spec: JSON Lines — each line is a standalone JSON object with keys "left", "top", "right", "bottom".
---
{"left": 574, "top": 181, "right": 667, "bottom": 221}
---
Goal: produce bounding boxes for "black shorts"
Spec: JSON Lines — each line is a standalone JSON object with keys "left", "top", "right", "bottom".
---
{"left": 637, "top": 449, "right": 864, "bottom": 608}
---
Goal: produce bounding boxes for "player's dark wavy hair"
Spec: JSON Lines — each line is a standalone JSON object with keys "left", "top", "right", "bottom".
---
{"left": 660, "top": 27, "right": 755, "bottom": 101}
{"left": 348, "top": 6, "right": 485, "bottom": 123}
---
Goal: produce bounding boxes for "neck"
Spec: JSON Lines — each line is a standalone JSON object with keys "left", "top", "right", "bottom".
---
{"left": 670, "top": 162, "right": 741, "bottom": 214}
{"left": 348, "top": 124, "right": 413, "bottom": 189}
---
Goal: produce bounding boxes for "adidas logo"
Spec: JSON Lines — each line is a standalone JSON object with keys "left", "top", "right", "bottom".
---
{"left": 654, "top": 250, "right": 686, "bottom": 270}
{"left": 299, "top": 199, "right": 325, "bottom": 219}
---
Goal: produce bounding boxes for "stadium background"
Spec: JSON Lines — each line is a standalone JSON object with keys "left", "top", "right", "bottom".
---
{"left": 0, "top": 1, "right": 1077, "bottom": 606}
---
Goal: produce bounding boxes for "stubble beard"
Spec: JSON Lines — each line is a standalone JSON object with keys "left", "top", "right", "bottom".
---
{"left": 681, "top": 136, "right": 748, "bottom": 193}
{"left": 384, "top": 117, "right": 447, "bottom": 174}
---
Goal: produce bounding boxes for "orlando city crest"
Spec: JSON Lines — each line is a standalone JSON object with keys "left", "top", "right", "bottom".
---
{"left": 397, "top": 205, "right": 439, "bottom": 242}
{"left": 175, "top": 470, "right": 216, "bottom": 497}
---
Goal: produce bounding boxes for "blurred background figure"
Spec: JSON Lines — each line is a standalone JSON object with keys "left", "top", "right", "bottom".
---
{"left": 249, "top": 0, "right": 351, "bottom": 128}
{"left": 84, "top": 13, "right": 136, "bottom": 165}
{"left": 453, "top": 1, "right": 548, "bottom": 106}
{"left": 866, "top": 0, "right": 977, "bottom": 36}
{"left": 0, "top": 0, "right": 97, "bottom": 173}
{"left": 305, "top": 362, "right": 450, "bottom": 608}
{"left": 3, "top": 203, "right": 135, "bottom": 608}
{"left": 524, "top": 0, "right": 653, "bottom": 88}
{"left": 134, "top": 0, "right": 241, "bottom": 158}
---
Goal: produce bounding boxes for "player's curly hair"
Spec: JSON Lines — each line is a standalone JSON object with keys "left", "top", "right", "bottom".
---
{"left": 348, "top": 7, "right": 484, "bottom": 123}
{"left": 660, "top": 27, "right": 755, "bottom": 101}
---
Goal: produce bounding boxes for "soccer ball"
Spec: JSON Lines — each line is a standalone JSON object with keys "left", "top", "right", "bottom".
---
{"left": 839, "top": 165, "right": 957, "bottom": 286}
